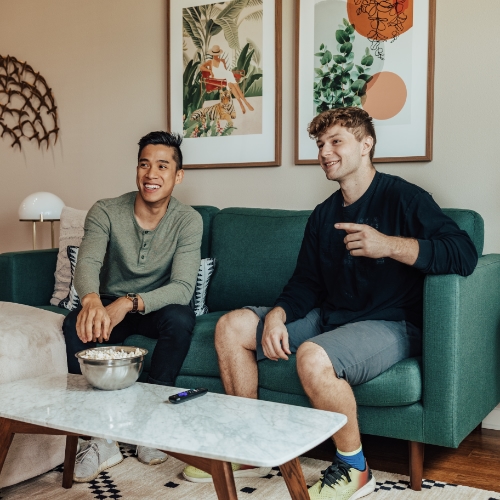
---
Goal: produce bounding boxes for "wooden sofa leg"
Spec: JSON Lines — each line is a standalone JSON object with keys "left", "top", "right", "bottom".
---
{"left": 408, "top": 441, "right": 424, "bottom": 491}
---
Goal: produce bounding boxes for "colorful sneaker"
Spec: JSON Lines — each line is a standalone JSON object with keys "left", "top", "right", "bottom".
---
{"left": 73, "top": 438, "right": 123, "bottom": 482}
{"left": 136, "top": 445, "right": 168, "bottom": 465}
{"left": 308, "top": 457, "right": 376, "bottom": 500}
{"left": 182, "top": 463, "right": 272, "bottom": 483}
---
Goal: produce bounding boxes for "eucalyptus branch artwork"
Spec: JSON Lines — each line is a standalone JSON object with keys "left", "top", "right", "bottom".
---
{"left": 0, "top": 55, "right": 59, "bottom": 150}
{"left": 314, "top": 19, "right": 374, "bottom": 114}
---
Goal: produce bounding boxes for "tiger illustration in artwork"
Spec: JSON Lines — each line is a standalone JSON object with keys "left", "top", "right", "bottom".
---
{"left": 190, "top": 89, "right": 236, "bottom": 128}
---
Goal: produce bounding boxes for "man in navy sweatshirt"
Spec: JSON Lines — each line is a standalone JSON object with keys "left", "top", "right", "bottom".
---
{"left": 182, "top": 107, "right": 478, "bottom": 499}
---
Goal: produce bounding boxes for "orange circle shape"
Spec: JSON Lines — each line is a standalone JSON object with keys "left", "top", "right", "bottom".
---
{"left": 362, "top": 71, "right": 407, "bottom": 120}
{"left": 347, "top": 0, "right": 413, "bottom": 41}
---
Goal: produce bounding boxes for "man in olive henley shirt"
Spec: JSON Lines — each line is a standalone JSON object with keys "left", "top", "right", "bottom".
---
{"left": 62, "top": 131, "right": 202, "bottom": 479}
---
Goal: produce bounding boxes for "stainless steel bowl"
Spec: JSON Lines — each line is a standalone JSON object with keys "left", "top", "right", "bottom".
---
{"left": 75, "top": 346, "right": 148, "bottom": 390}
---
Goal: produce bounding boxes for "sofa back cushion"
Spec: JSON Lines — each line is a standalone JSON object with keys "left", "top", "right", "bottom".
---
{"left": 206, "top": 208, "right": 311, "bottom": 312}
{"left": 192, "top": 206, "right": 220, "bottom": 259}
{"left": 441, "top": 208, "right": 484, "bottom": 256}
{"left": 206, "top": 207, "right": 484, "bottom": 312}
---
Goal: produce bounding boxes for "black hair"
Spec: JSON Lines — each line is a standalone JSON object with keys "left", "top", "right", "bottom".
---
{"left": 137, "top": 131, "right": 183, "bottom": 170}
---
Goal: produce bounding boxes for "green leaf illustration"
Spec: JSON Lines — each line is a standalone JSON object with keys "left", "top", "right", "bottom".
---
{"left": 333, "top": 54, "right": 347, "bottom": 64}
{"left": 360, "top": 54, "right": 374, "bottom": 66}
{"left": 335, "top": 30, "right": 350, "bottom": 44}
{"left": 351, "top": 79, "right": 367, "bottom": 94}
{"left": 340, "top": 43, "right": 352, "bottom": 55}
{"left": 321, "top": 50, "right": 332, "bottom": 65}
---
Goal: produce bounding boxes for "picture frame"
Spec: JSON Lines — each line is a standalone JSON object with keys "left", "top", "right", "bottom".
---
{"left": 167, "top": 0, "right": 282, "bottom": 169}
{"left": 294, "top": 0, "right": 436, "bottom": 164}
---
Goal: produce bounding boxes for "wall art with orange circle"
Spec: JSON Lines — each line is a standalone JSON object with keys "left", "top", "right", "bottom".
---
{"left": 295, "top": 0, "right": 435, "bottom": 163}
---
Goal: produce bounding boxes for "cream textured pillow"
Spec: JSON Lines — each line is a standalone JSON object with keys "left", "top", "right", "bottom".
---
{"left": 50, "top": 206, "right": 87, "bottom": 307}
{"left": 0, "top": 302, "right": 67, "bottom": 488}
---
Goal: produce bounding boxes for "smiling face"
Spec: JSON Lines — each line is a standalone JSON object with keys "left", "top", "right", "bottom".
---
{"left": 136, "top": 144, "right": 184, "bottom": 208}
{"left": 316, "top": 124, "right": 373, "bottom": 183}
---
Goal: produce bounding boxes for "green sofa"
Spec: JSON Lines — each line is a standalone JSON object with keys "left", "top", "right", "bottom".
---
{"left": 1, "top": 206, "right": 500, "bottom": 490}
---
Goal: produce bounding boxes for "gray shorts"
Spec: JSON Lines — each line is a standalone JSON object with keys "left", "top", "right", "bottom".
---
{"left": 244, "top": 306, "right": 422, "bottom": 386}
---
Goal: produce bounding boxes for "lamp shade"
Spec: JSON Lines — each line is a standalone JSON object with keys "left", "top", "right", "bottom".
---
{"left": 18, "top": 192, "right": 65, "bottom": 220}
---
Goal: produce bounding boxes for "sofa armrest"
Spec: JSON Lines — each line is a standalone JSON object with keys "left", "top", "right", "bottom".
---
{"left": 422, "top": 254, "right": 500, "bottom": 447}
{"left": 0, "top": 249, "right": 58, "bottom": 306}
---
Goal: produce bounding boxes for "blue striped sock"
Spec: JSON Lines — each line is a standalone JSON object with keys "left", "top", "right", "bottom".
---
{"left": 336, "top": 446, "right": 366, "bottom": 471}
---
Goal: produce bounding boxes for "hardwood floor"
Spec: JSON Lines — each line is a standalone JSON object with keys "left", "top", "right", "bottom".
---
{"left": 304, "top": 427, "right": 500, "bottom": 493}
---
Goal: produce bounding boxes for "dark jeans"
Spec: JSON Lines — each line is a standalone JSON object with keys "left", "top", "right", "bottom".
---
{"left": 63, "top": 296, "right": 196, "bottom": 386}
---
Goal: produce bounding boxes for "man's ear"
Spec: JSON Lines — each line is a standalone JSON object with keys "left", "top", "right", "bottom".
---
{"left": 175, "top": 169, "right": 185, "bottom": 185}
{"left": 361, "top": 136, "right": 374, "bottom": 157}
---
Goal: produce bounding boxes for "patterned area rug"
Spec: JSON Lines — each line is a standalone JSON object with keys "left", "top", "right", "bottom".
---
{"left": 1, "top": 445, "right": 499, "bottom": 499}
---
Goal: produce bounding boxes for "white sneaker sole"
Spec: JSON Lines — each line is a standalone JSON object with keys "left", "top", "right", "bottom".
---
{"left": 137, "top": 454, "right": 169, "bottom": 466}
{"left": 183, "top": 466, "right": 272, "bottom": 483}
{"left": 73, "top": 451, "right": 124, "bottom": 483}
{"left": 351, "top": 473, "right": 376, "bottom": 500}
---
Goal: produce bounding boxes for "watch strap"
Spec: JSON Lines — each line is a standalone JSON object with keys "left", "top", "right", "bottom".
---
{"left": 126, "top": 293, "right": 139, "bottom": 313}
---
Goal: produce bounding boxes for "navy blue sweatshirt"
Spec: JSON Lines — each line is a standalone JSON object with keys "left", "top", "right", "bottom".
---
{"left": 275, "top": 172, "right": 478, "bottom": 330}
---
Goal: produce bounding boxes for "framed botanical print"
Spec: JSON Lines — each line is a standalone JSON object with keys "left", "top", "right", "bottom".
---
{"left": 167, "top": 0, "right": 282, "bottom": 168}
{"left": 295, "top": 0, "right": 436, "bottom": 164}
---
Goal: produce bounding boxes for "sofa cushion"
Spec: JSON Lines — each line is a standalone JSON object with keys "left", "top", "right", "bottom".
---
{"left": 207, "top": 208, "right": 311, "bottom": 312}
{"left": 192, "top": 205, "right": 219, "bottom": 259}
{"left": 258, "top": 355, "right": 422, "bottom": 407}
{"left": 123, "top": 311, "right": 227, "bottom": 377}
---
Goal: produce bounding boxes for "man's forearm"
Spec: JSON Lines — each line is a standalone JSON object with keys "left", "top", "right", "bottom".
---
{"left": 266, "top": 306, "right": 287, "bottom": 324}
{"left": 388, "top": 236, "right": 419, "bottom": 266}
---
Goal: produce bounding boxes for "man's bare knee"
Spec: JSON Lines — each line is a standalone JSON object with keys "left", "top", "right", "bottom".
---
{"left": 296, "top": 341, "right": 336, "bottom": 384}
{"left": 215, "top": 309, "right": 258, "bottom": 351}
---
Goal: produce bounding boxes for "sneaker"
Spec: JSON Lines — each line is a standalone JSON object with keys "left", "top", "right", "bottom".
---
{"left": 136, "top": 445, "right": 168, "bottom": 465}
{"left": 73, "top": 438, "right": 123, "bottom": 483}
{"left": 182, "top": 463, "right": 272, "bottom": 483}
{"left": 308, "top": 457, "right": 376, "bottom": 500}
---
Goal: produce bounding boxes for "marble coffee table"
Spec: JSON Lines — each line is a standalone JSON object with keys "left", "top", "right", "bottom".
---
{"left": 0, "top": 374, "right": 346, "bottom": 499}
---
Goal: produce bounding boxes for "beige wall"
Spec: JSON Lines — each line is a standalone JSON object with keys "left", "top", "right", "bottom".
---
{"left": 0, "top": 0, "right": 499, "bottom": 253}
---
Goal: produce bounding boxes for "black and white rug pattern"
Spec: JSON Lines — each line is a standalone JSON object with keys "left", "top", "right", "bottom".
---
{"left": 1, "top": 445, "right": 499, "bottom": 499}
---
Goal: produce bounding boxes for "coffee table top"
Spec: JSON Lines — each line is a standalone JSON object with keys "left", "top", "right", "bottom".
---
{"left": 0, "top": 374, "right": 346, "bottom": 467}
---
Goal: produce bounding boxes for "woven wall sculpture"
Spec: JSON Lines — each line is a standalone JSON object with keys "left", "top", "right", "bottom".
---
{"left": 0, "top": 55, "right": 59, "bottom": 150}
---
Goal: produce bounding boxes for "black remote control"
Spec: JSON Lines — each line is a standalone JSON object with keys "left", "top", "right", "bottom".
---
{"left": 168, "top": 388, "right": 208, "bottom": 404}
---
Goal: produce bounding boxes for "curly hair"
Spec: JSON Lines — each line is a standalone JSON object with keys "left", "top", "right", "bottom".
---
{"left": 308, "top": 107, "right": 376, "bottom": 161}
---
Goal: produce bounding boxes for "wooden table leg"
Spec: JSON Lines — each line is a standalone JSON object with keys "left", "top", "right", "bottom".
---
{"left": 167, "top": 451, "right": 238, "bottom": 500}
{"left": 0, "top": 418, "right": 15, "bottom": 475}
{"left": 62, "top": 435, "right": 79, "bottom": 489}
{"left": 211, "top": 460, "right": 238, "bottom": 500}
{"left": 280, "top": 457, "right": 309, "bottom": 500}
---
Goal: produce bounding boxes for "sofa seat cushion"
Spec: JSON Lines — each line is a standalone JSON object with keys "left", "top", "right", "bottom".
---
{"left": 123, "top": 311, "right": 227, "bottom": 377}
{"left": 258, "top": 356, "right": 422, "bottom": 407}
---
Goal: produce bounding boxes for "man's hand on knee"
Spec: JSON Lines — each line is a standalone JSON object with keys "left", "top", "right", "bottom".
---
{"left": 76, "top": 293, "right": 111, "bottom": 343}
{"left": 262, "top": 307, "right": 291, "bottom": 361}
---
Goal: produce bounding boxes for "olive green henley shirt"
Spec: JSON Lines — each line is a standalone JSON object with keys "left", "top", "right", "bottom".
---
{"left": 74, "top": 192, "right": 203, "bottom": 314}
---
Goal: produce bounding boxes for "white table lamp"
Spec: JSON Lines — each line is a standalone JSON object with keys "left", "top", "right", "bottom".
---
{"left": 19, "top": 192, "right": 65, "bottom": 249}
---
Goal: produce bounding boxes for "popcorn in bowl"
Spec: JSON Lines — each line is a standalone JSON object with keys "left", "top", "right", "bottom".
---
{"left": 80, "top": 347, "right": 145, "bottom": 360}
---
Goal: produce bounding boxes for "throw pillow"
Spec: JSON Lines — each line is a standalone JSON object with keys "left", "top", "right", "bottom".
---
{"left": 50, "top": 206, "right": 87, "bottom": 307}
{"left": 58, "top": 245, "right": 80, "bottom": 310}
{"left": 191, "top": 258, "right": 215, "bottom": 316}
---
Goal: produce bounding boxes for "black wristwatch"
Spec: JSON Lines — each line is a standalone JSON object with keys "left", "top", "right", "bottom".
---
{"left": 126, "top": 293, "right": 139, "bottom": 313}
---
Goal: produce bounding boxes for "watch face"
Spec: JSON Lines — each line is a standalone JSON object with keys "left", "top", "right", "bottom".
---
{"left": 127, "top": 293, "right": 137, "bottom": 298}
